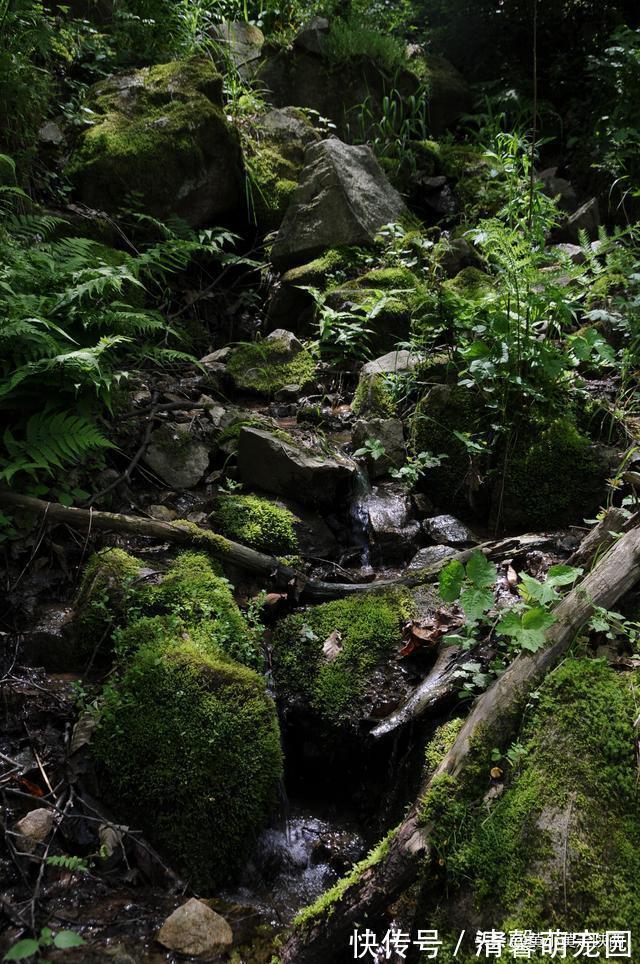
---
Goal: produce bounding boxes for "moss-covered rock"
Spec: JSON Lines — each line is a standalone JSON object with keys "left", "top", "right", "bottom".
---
{"left": 422, "top": 659, "right": 640, "bottom": 958}
{"left": 73, "top": 548, "right": 142, "bottom": 664}
{"left": 442, "top": 265, "right": 495, "bottom": 302}
{"left": 495, "top": 418, "right": 609, "bottom": 530}
{"left": 326, "top": 265, "right": 426, "bottom": 354}
{"left": 266, "top": 247, "right": 364, "bottom": 333}
{"left": 245, "top": 107, "right": 319, "bottom": 230}
{"left": 93, "top": 636, "right": 283, "bottom": 889}
{"left": 68, "top": 58, "right": 243, "bottom": 226}
{"left": 271, "top": 589, "right": 413, "bottom": 723}
{"left": 410, "top": 383, "right": 484, "bottom": 511}
{"left": 352, "top": 372, "right": 398, "bottom": 418}
{"left": 226, "top": 332, "right": 316, "bottom": 395}
{"left": 211, "top": 493, "right": 299, "bottom": 555}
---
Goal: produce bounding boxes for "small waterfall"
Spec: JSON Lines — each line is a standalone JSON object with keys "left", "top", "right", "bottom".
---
{"left": 349, "top": 464, "right": 373, "bottom": 570}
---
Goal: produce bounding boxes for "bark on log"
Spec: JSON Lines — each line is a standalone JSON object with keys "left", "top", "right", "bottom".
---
{"left": 281, "top": 522, "right": 640, "bottom": 964}
{"left": 370, "top": 645, "right": 464, "bottom": 739}
{"left": 0, "top": 492, "right": 520, "bottom": 601}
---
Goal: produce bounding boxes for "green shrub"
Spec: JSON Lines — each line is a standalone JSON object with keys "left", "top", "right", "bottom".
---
{"left": 325, "top": 16, "right": 407, "bottom": 72}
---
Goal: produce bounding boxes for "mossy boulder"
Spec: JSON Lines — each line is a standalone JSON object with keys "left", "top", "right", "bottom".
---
{"left": 93, "top": 636, "right": 283, "bottom": 889}
{"left": 245, "top": 107, "right": 320, "bottom": 230}
{"left": 442, "top": 265, "right": 495, "bottom": 302}
{"left": 422, "top": 659, "right": 640, "bottom": 957}
{"left": 72, "top": 548, "right": 142, "bottom": 665}
{"left": 266, "top": 246, "right": 362, "bottom": 333}
{"left": 494, "top": 418, "right": 610, "bottom": 530}
{"left": 226, "top": 330, "right": 316, "bottom": 395}
{"left": 326, "top": 266, "right": 426, "bottom": 354}
{"left": 68, "top": 59, "right": 243, "bottom": 226}
{"left": 271, "top": 589, "right": 413, "bottom": 724}
{"left": 410, "top": 383, "right": 484, "bottom": 512}
{"left": 211, "top": 493, "right": 299, "bottom": 555}
{"left": 352, "top": 349, "right": 421, "bottom": 417}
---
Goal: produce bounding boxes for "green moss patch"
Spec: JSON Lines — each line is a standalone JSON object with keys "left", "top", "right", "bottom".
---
{"left": 212, "top": 494, "right": 298, "bottom": 555}
{"left": 422, "top": 659, "right": 640, "bottom": 953}
{"left": 93, "top": 637, "right": 283, "bottom": 889}
{"left": 271, "top": 589, "right": 413, "bottom": 722}
{"left": 226, "top": 336, "right": 316, "bottom": 395}
{"left": 73, "top": 548, "right": 142, "bottom": 664}
{"left": 497, "top": 418, "right": 609, "bottom": 529}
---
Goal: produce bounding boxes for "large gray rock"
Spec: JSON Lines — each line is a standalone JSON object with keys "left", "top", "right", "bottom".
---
{"left": 361, "top": 350, "right": 421, "bottom": 378}
{"left": 293, "top": 16, "right": 330, "bottom": 55}
{"left": 353, "top": 418, "right": 405, "bottom": 479}
{"left": 237, "top": 427, "right": 355, "bottom": 506}
{"left": 68, "top": 59, "right": 243, "bottom": 227}
{"left": 363, "top": 484, "right": 421, "bottom": 564}
{"left": 408, "top": 544, "right": 458, "bottom": 571}
{"left": 213, "top": 21, "right": 264, "bottom": 78}
{"left": 157, "top": 899, "right": 233, "bottom": 958}
{"left": 270, "top": 139, "right": 409, "bottom": 267}
{"left": 423, "top": 514, "right": 479, "bottom": 547}
{"left": 144, "top": 422, "right": 210, "bottom": 489}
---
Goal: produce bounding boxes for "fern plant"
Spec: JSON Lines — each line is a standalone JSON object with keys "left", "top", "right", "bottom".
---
{"left": 0, "top": 161, "right": 243, "bottom": 495}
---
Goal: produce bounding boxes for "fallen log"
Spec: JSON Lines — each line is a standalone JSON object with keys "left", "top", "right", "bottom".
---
{"left": 371, "top": 511, "right": 629, "bottom": 741}
{"left": 281, "top": 521, "right": 640, "bottom": 964}
{"left": 0, "top": 492, "right": 523, "bottom": 601}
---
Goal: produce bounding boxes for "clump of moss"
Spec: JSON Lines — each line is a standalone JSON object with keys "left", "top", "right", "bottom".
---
{"left": 425, "top": 659, "right": 640, "bottom": 948}
{"left": 442, "top": 266, "right": 495, "bottom": 302}
{"left": 281, "top": 247, "right": 362, "bottom": 288}
{"left": 245, "top": 143, "right": 298, "bottom": 229}
{"left": 271, "top": 589, "right": 413, "bottom": 722}
{"left": 226, "top": 336, "right": 316, "bottom": 395}
{"left": 352, "top": 372, "right": 398, "bottom": 417}
{"left": 212, "top": 494, "right": 298, "bottom": 555}
{"left": 410, "top": 383, "right": 482, "bottom": 509}
{"left": 73, "top": 548, "right": 142, "bottom": 664}
{"left": 424, "top": 718, "right": 465, "bottom": 776}
{"left": 133, "top": 552, "right": 262, "bottom": 669}
{"left": 93, "top": 637, "right": 283, "bottom": 889}
{"left": 497, "top": 418, "right": 609, "bottom": 529}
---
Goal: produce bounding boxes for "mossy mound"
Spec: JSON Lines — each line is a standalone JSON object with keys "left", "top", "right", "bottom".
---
{"left": 73, "top": 547, "right": 142, "bottom": 664}
{"left": 212, "top": 494, "right": 298, "bottom": 555}
{"left": 442, "top": 265, "right": 495, "bottom": 302}
{"left": 496, "top": 418, "right": 609, "bottom": 529}
{"left": 68, "top": 58, "right": 242, "bottom": 226}
{"left": 271, "top": 589, "right": 413, "bottom": 723}
{"left": 352, "top": 373, "right": 398, "bottom": 418}
{"left": 410, "top": 384, "right": 483, "bottom": 510}
{"left": 421, "top": 659, "right": 640, "bottom": 958}
{"left": 93, "top": 637, "right": 283, "bottom": 889}
{"left": 226, "top": 335, "right": 316, "bottom": 395}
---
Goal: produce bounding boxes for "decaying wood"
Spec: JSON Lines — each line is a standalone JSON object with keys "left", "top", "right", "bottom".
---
{"left": 370, "top": 645, "right": 465, "bottom": 739}
{"left": 0, "top": 492, "right": 543, "bottom": 601}
{"left": 281, "top": 522, "right": 640, "bottom": 964}
{"left": 371, "top": 514, "right": 633, "bottom": 741}
{"left": 567, "top": 506, "right": 629, "bottom": 567}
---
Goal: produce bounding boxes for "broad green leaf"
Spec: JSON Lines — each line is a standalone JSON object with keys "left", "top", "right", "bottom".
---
{"left": 546, "top": 564, "right": 583, "bottom": 587}
{"left": 460, "top": 586, "right": 494, "bottom": 624}
{"left": 497, "top": 606, "right": 556, "bottom": 652}
{"left": 465, "top": 551, "right": 497, "bottom": 588}
{"left": 3, "top": 939, "right": 40, "bottom": 960}
{"left": 53, "top": 931, "right": 85, "bottom": 949}
{"left": 439, "top": 559, "right": 465, "bottom": 602}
